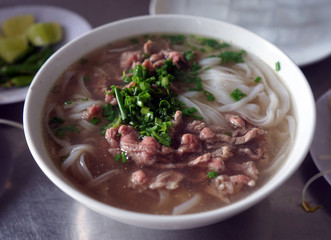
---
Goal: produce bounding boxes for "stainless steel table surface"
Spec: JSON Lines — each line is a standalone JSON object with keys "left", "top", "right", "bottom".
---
{"left": 0, "top": 0, "right": 330, "bottom": 239}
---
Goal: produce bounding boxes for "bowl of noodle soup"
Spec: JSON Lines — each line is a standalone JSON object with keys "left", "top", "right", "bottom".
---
{"left": 23, "top": 15, "right": 315, "bottom": 229}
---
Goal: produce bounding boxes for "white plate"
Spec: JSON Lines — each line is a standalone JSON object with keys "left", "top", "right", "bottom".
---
{"left": 150, "top": 0, "right": 331, "bottom": 66}
{"left": 0, "top": 5, "right": 92, "bottom": 105}
{"left": 310, "top": 89, "right": 331, "bottom": 185}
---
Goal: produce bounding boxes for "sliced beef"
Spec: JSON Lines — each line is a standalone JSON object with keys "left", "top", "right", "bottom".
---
{"left": 82, "top": 104, "right": 102, "bottom": 120}
{"left": 129, "top": 170, "right": 184, "bottom": 192}
{"left": 184, "top": 120, "right": 206, "bottom": 134}
{"left": 177, "top": 133, "right": 201, "bottom": 154}
{"left": 120, "top": 50, "right": 142, "bottom": 70}
{"left": 188, "top": 146, "right": 233, "bottom": 172}
{"left": 129, "top": 169, "right": 149, "bottom": 191}
{"left": 224, "top": 114, "right": 246, "bottom": 129}
{"left": 228, "top": 161, "right": 259, "bottom": 181}
{"left": 201, "top": 127, "right": 265, "bottom": 145}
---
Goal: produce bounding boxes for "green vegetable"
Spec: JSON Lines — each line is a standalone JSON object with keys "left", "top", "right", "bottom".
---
{"left": 90, "top": 117, "right": 100, "bottom": 125}
{"left": 207, "top": 171, "right": 218, "bottom": 178}
{"left": 10, "top": 75, "right": 34, "bottom": 87}
{"left": 197, "top": 38, "right": 230, "bottom": 49}
{"left": 254, "top": 76, "right": 262, "bottom": 83}
{"left": 219, "top": 50, "right": 246, "bottom": 63}
{"left": 0, "top": 63, "right": 40, "bottom": 76}
{"left": 275, "top": 61, "right": 281, "bottom": 71}
{"left": 161, "top": 34, "right": 186, "bottom": 44}
{"left": 114, "top": 153, "right": 121, "bottom": 162}
{"left": 203, "top": 90, "right": 215, "bottom": 102}
{"left": 230, "top": 88, "right": 247, "bottom": 101}
{"left": 54, "top": 124, "right": 79, "bottom": 137}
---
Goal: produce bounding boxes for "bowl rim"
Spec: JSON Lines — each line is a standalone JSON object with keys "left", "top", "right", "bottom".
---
{"left": 23, "top": 14, "right": 316, "bottom": 229}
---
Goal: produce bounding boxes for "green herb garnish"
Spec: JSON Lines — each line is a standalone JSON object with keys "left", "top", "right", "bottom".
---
{"left": 275, "top": 61, "right": 281, "bottom": 71}
{"left": 90, "top": 117, "right": 100, "bottom": 125}
{"left": 219, "top": 50, "right": 245, "bottom": 63}
{"left": 230, "top": 88, "right": 247, "bottom": 101}
{"left": 207, "top": 171, "right": 218, "bottom": 178}
{"left": 198, "top": 38, "right": 230, "bottom": 49}
{"left": 254, "top": 76, "right": 262, "bottom": 83}
{"left": 54, "top": 124, "right": 79, "bottom": 137}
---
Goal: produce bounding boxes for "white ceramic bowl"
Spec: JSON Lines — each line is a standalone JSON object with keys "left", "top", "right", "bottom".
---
{"left": 23, "top": 15, "right": 315, "bottom": 230}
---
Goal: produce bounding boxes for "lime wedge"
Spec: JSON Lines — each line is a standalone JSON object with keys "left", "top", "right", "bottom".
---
{"left": 26, "top": 22, "right": 63, "bottom": 46}
{"left": 1, "top": 15, "right": 35, "bottom": 37}
{"left": 0, "top": 35, "right": 28, "bottom": 63}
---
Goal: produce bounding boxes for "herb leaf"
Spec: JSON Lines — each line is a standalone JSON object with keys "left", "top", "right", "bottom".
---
{"left": 230, "top": 88, "right": 247, "bottom": 101}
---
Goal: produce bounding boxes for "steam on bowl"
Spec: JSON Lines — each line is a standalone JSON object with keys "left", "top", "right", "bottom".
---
{"left": 23, "top": 15, "right": 315, "bottom": 230}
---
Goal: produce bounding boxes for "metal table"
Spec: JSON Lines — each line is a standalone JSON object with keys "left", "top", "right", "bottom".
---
{"left": 0, "top": 1, "right": 330, "bottom": 239}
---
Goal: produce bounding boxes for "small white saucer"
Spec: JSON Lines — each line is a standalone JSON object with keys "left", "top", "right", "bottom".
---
{"left": 0, "top": 5, "right": 92, "bottom": 105}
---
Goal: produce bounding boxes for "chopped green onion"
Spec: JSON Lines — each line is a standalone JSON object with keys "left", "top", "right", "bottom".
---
{"left": 219, "top": 50, "right": 246, "bottom": 63}
{"left": 275, "top": 61, "right": 281, "bottom": 71}
{"left": 114, "top": 154, "right": 121, "bottom": 162}
{"left": 230, "top": 88, "right": 247, "bottom": 101}
{"left": 90, "top": 117, "right": 100, "bottom": 125}
{"left": 121, "top": 151, "right": 127, "bottom": 163}
{"left": 203, "top": 90, "right": 215, "bottom": 102}
{"left": 254, "top": 76, "right": 262, "bottom": 83}
{"left": 224, "top": 131, "right": 232, "bottom": 136}
{"left": 207, "top": 171, "right": 218, "bottom": 178}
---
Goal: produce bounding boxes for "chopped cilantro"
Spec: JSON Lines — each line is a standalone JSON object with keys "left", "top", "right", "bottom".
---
{"left": 275, "top": 61, "right": 281, "bottom": 71}
{"left": 121, "top": 151, "right": 127, "bottom": 163}
{"left": 254, "top": 76, "right": 262, "bottom": 83}
{"left": 184, "top": 50, "right": 195, "bottom": 61}
{"left": 83, "top": 76, "right": 89, "bottom": 82}
{"left": 161, "top": 34, "right": 186, "bottom": 44}
{"left": 224, "top": 131, "right": 232, "bottom": 136}
{"left": 90, "top": 117, "right": 100, "bottom": 125}
{"left": 230, "top": 88, "right": 247, "bottom": 101}
{"left": 54, "top": 124, "right": 79, "bottom": 137}
{"left": 48, "top": 116, "right": 65, "bottom": 126}
{"left": 203, "top": 90, "right": 215, "bottom": 102}
{"left": 207, "top": 171, "right": 218, "bottom": 178}
{"left": 198, "top": 38, "right": 230, "bottom": 49}
{"left": 114, "top": 153, "right": 121, "bottom": 162}
{"left": 64, "top": 100, "right": 73, "bottom": 105}
{"left": 219, "top": 50, "right": 246, "bottom": 63}
{"left": 80, "top": 58, "right": 88, "bottom": 64}
{"left": 130, "top": 38, "right": 139, "bottom": 44}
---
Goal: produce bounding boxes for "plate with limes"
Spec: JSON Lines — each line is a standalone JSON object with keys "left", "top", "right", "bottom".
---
{"left": 0, "top": 5, "right": 92, "bottom": 104}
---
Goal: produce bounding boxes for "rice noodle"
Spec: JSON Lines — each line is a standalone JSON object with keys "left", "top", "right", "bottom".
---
{"left": 61, "top": 144, "right": 96, "bottom": 170}
{"left": 78, "top": 74, "right": 92, "bottom": 99}
{"left": 172, "top": 194, "right": 202, "bottom": 215}
{"left": 78, "top": 119, "right": 98, "bottom": 132}
{"left": 107, "top": 45, "right": 133, "bottom": 53}
{"left": 189, "top": 55, "right": 291, "bottom": 127}
{"left": 76, "top": 153, "right": 93, "bottom": 181}
{"left": 86, "top": 170, "right": 119, "bottom": 189}
{"left": 61, "top": 71, "right": 75, "bottom": 94}
{"left": 45, "top": 103, "right": 70, "bottom": 148}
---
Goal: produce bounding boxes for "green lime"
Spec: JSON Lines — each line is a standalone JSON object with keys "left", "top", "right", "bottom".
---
{"left": 0, "top": 35, "right": 28, "bottom": 63}
{"left": 1, "top": 15, "right": 35, "bottom": 37}
{"left": 26, "top": 22, "right": 63, "bottom": 46}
